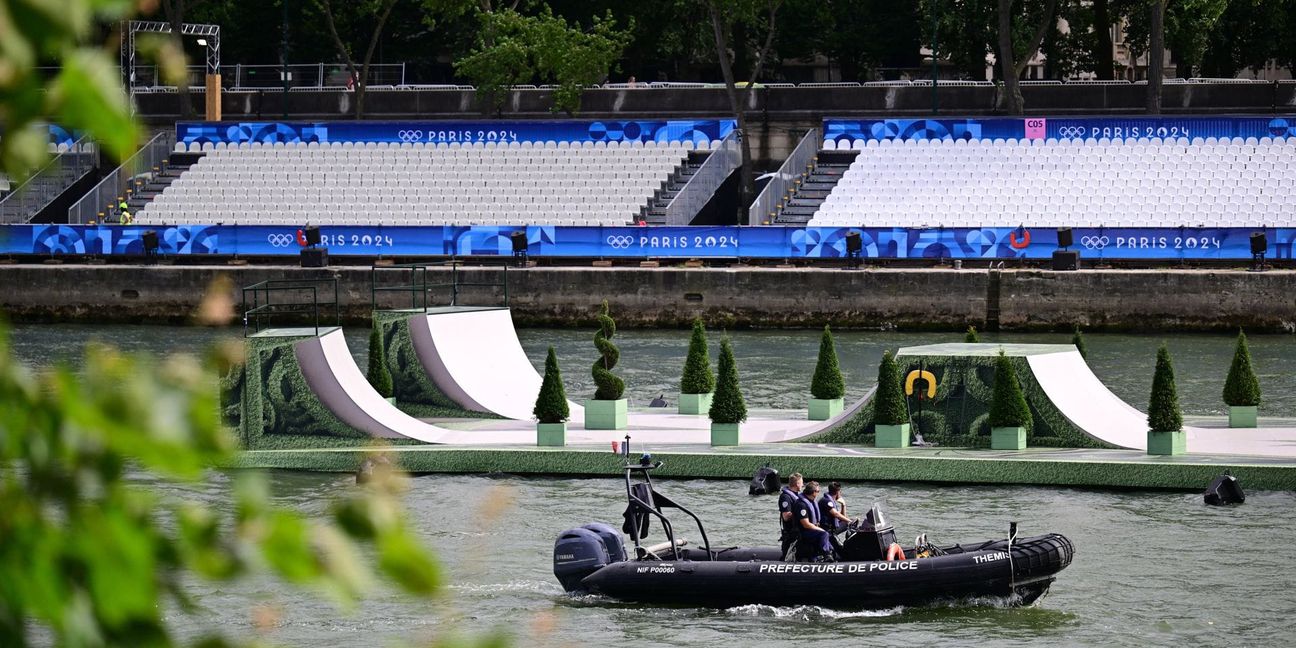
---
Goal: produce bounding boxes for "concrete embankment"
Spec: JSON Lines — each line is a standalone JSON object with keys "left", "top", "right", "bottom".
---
{"left": 2, "top": 264, "right": 1295, "bottom": 332}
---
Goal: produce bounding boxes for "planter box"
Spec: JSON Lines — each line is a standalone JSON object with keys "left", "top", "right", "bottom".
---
{"left": 679, "top": 392, "right": 713, "bottom": 415}
{"left": 1147, "top": 430, "right": 1187, "bottom": 456}
{"left": 584, "top": 398, "right": 628, "bottom": 430}
{"left": 809, "top": 397, "right": 844, "bottom": 421}
{"left": 1228, "top": 405, "right": 1258, "bottom": 428}
{"left": 711, "top": 422, "right": 740, "bottom": 446}
{"left": 537, "top": 422, "right": 566, "bottom": 447}
{"left": 991, "top": 426, "right": 1027, "bottom": 450}
{"left": 875, "top": 423, "right": 911, "bottom": 448}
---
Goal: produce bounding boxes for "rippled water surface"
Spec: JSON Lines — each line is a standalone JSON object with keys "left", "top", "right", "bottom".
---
{"left": 7, "top": 324, "right": 1296, "bottom": 645}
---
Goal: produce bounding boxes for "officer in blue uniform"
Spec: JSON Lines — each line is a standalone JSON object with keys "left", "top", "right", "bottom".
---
{"left": 818, "top": 481, "right": 852, "bottom": 535}
{"left": 795, "top": 481, "right": 833, "bottom": 561}
{"left": 777, "top": 472, "right": 803, "bottom": 559}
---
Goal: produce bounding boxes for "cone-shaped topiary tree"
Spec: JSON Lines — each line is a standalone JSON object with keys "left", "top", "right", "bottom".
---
{"left": 873, "top": 350, "right": 909, "bottom": 426}
{"left": 1148, "top": 344, "right": 1183, "bottom": 432}
{"left": 1223, "top": 330, "right": 1261, "bottom": 407}
{"left": 367, "top": 325, "right": 393, "bottom": 398}
{"left": 810, "top": 325, "right": 845, "bottom": 400}
{"left": 1072, "top": 325, "right": 1088, "bottom": 360}
{"left": 534, "top": 346, "right": 570, "bottom": 424}
{"left": 591, "top": 300, "right": 624, "bottom": 400}
{"left": 709, "top": 338, "right": 747, "bottom": 424}
{"left": 965, "top": 326, "right": 980, "bottom": 343}
{"left": 680, "top": 317, "right": 715, "bottom": 394}
{"left": 988, "top": 350, "right": 1032, "bottom": 429}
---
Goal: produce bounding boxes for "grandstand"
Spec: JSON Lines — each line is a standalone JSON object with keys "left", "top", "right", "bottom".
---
{"left": 784, "top": 136, "right": 1294, "bottom": 229}
{"left": 135, "top": 139, "right": 714, "bottom": 226}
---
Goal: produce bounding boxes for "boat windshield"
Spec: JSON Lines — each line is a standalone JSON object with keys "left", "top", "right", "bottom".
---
{"left": 867, "top": 503, "right": 887, "bottom": 528}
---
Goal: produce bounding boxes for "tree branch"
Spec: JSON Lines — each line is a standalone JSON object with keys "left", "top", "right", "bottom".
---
{"left": 743, "top": 0, "right": 783, "bottom": 100}
{"left": 1014, "top": 0, "right": 1060, "bottom": 78}
{"left": 318, "top": 0, "right": 360, "bottom": 87}
{"left": 359, "top": 0, "right": 400, "bottom": 85}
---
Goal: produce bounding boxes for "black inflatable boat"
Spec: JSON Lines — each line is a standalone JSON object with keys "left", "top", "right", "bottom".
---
{"left": 553, "top": 459, "right": 1074, "bottom": 610}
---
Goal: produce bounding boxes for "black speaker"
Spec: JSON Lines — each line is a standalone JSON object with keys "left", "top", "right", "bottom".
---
{"left": 1051, "top": 250, "right": 1079, "bottom": 271}
{"left": 304, "top": 225, "right": 321, "bottom": 247}
{"left": 510, "top": 230, "right": 527, "bottom": 253}
{"left": 845, "top": 231, "right": 862, "bottom": 253}
{"left": 300, "top": 247, "right": 328, "bottom": 268}
{"left": 141, "top": 230, "right": 159, "bottom": 254}
{"left": 1057, "top": 227, "right": 1073, "bottom": 249}
{"left": 1250, "top": 232, "right": 1267, "bottom": 255}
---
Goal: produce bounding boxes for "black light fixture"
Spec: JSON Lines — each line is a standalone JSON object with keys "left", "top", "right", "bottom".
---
{"left": 1056, "top": 227, "right": 1073, "bottom": 249}
{"left": 1250, "top": 231, "right": 1267, "bottom": 272}
{"left": 142, "top": 229, "right": 159, "bottom": 262}
{"left": 304, "top": 225, "right": 322, "bottom": 248}
{"left": 511, "top": 230, "right": 528, "bottom": 267}
{"left": 844, "top": 230, "right": 862, "bottom": 270}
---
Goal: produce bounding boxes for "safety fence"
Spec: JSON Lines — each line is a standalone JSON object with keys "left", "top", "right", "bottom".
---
{"left": 749, "top": 127, "right": 820, "bottom": 226}
{"left": 68, "top": 131, "right": 174, "bottom": 225}
{"left": 662, "top": 130, "right": 741, "bottom": 226}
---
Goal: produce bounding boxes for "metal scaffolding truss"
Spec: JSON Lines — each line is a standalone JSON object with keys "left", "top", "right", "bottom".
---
{"left": 121, "top": 20, "right": 222, "bottom": 89}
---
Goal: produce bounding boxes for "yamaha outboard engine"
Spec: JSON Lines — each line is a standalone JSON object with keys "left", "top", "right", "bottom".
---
{"left": 1204, "top": 474, "right": 1245, "bottom": 506}
{"left": 749, "top": 463, "right": 781, "bottom": 495}
{"left": 553, "top": 523, "right": 626, "bottom": 592}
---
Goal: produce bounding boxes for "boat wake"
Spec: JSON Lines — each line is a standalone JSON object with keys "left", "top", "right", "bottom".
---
{"left": 449, "top": 580, "right": 565, "bottom": 596}
{"left": 722, "top": 604, "right": 904, "bottom": 620}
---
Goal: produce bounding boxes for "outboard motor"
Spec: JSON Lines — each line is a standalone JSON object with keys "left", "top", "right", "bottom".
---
{"left": 749, "top": 463, "right": 781, "bottom": 495}
{"left": 1204, "top": 474, "right": 1245, "bottom": 506}
{"left": 553, "top": 527, "right": 611, "bottom": 592}
{"left": 582, "top": 522, "right": 627, "bottom": 561}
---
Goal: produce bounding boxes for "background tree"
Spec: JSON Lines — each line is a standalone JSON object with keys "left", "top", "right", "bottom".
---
{"left": 1147, "top": 344, "right": 1183, "bottom": 432}
{"left": 810, "top": 325, "right": 845, "bottom": 400}
{"left": 1222, "top": 330, "right": 1261, "bottom": 407}
{"left": 317, "top": 0, "right": 401, "bottom": 118}
{"left": 1093, "top": 0, "right": 1117, "bottom": 79}
{"left": 455, "top": 6, "right": 632, "bottom": 113}
{"left": 534, "top": 346, "right": 571, "bottom": 423}
{"left": 996, "top": 0, "right": 1059, "bottom": 114}
{"left": 989, "top": 351, "right": 1033, "bottom": 428}
{"left": 709, "top": 337, "right": 748, "bottom": 424}
{"left": 873, "top": 350, "right": 909, "bottom": 426}
{"left": 698, "top": 0, "right": 785, "bottom": 222}
{"left": 591, "top": 300, "right": 625, "bottom": 400}
{"left": 923, "top": 0, "right": 997, "bottom": 80}
{"left": 1146, "top": 0, "right": 1165, "bottom": 112}
{"left": 680, "top": 317, "right": 715, "bottom": 394}
{"left": 367, "top": 325, "right": 393, "bottom": 398}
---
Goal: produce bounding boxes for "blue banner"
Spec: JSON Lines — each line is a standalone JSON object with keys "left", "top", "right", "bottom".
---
{"left": 824, "top": 116, "right": 1296, "bottom": 144}
{"left": 176, "top": 119, "right": 736, "bottom": 146}
{"left": 4, "top": 224, "right": 1293, "bottom": 260}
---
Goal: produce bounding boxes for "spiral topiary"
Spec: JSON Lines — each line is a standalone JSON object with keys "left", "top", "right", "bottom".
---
{"left": 591, "top": 300, "right": 624, "bottom": 400}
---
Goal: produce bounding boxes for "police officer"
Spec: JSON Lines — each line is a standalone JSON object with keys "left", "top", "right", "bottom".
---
{"left": 818, "top": 481, "right": 852, "bottom": 535}
{"left": 794, "top": 481, "right": 832, "bottom": 561}
{"left": 777, "top": 472, "right": 803, "bottom": 559}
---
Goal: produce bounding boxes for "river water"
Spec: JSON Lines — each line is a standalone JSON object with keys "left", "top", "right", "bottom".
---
{"left": 7, "top": 324, "right": 1296, "bottom": 646}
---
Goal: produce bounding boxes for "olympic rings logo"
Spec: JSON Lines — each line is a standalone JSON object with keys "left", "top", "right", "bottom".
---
{"left": 606, "top": 235, "right": 635, "bottom": 249}
{"left": 267, "top": 233, "right": 295, "bottom": 248}
{"left": 1057, "top": 126, "right": 1089, "bottom": 139}
{"left": 1081, "top": 235, "right": 1110, "bottom": 250}
{"left": 397, "top": 130, "right": 424, "bottom": 142}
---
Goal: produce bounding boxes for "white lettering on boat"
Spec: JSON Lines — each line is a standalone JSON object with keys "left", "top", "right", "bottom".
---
{"left": 757, "top": 561, "right": 918, "bottom": 574}
{"left": 635, "top": 565, "right": 676, "bottom": 574}
{"left": 972, "top": 552, "right": 1009, "bottom": 564}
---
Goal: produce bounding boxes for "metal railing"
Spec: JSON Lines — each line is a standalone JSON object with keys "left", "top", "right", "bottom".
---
{"left": 370, "top": 262, "right": 509, "bottom": 311}
{"left": 68, "top": 131, "right": 174, "bottom": 224}
{"left": 118, "top": 63, "right": 406, "bottom": 91}
{"left": 0, "top": 135, "right": 96, "bottom": 224}
{"left": 749, "top": 127, "right": 820, "bottom": 226}
{"left": 242, "top": 278, "right": 340, "bottom": 337}
{"left": 662, "top": 131, "right": 741, "bottom": 226}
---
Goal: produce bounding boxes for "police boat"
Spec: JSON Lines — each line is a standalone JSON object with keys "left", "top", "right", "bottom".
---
{"left": 552, "top": 457, "right": 1074, "bottom": 610}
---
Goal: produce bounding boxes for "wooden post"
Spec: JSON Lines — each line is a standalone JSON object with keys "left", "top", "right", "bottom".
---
{"left": 205, "top": 73, "right": 222, "bottom": 121}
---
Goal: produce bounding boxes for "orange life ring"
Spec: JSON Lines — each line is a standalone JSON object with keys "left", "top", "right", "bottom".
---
{"left": 886, "top": 542, "right": 906, "bottom": 561}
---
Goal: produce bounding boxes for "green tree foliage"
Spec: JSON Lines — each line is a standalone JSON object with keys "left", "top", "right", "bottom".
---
{"left": 0, "top": 0, "right": 139, "bottom": 182}
{"left": 316, "top": 0, "right": 402, "bottom": 119}
{"left": 680, "top": 317, "right": 715, "bottom": 394}
{"left": 810, "top": 325, "right": 845, "bottom": 400}
{"left": 709, "top": 337, "right": 747, "bottom": 424}
{"left": 591, "top": 300, "right": 625, "bottom": 400}
{"left": 1222, "top": 329, "right": 1261, "bottom": 407}
{"left": 534, "top": 346, "right": 571, "bottom": 423}
{"left": 988, "top": 350, "right": 1032, "bottom": 428}
{"left": 367, "top": 325, "right": 394, "bottom": 398}
{"left": 1147, "top": 343, "right": 1183, "bottom": 432}
{"left": 995, "top": 0, "right": 1059, "bottom": 115}
{"left": 1072, "top": 325, "right": 1088, "bottom": 360}
{"left": 455, "top": 6, "right": 632, "bottom": 113}
{"left": 965, "top": 326, "right": 981, "bottom": 343}
{"left": 0, "top": 325, "right": 445, "bottom": 646}
{"left": 872, "top": 350, "right": 909, "bottom": 426}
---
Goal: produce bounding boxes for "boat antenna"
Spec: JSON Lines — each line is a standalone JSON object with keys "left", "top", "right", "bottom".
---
{"left": 1007, "top": 521, "right": 1018, "bottom": 599}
